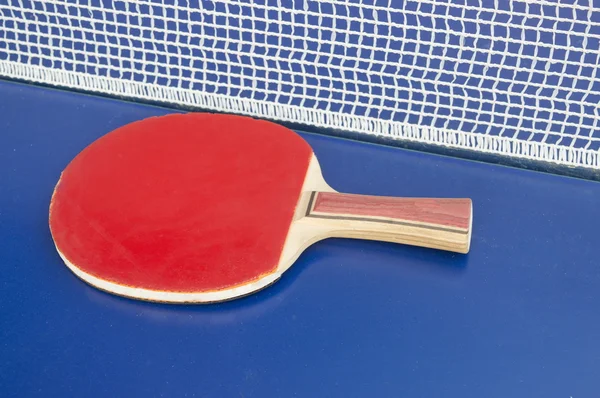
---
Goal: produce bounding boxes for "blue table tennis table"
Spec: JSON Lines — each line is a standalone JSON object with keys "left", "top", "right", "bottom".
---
{"left": 1, "top": 79, "right": 599, "bottom": 397}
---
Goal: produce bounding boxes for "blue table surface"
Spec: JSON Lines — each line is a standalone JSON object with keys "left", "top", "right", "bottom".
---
{"left": 1, "top": 80, "right": 599, "bottom": 397}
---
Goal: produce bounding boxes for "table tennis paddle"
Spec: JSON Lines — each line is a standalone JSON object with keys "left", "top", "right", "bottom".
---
{"left": 49, "top": 113, "right": 472, "bottom": 303}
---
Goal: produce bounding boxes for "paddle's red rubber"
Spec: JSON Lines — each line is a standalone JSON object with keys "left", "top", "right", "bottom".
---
{"left": 49, "top": 113, "right": 312, "bottom": 293}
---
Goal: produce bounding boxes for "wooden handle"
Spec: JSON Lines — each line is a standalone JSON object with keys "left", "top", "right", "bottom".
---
{"left": 303, "top": 192, "right": 472, "bottom": 253}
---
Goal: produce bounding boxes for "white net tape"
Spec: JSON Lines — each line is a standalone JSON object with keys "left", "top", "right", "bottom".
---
{"left": 1, "top": 0, "right": 600, "bottom": 168}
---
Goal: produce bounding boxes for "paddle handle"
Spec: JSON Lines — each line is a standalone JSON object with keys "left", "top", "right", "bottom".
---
{"left": 304, "top": 192, "right": 472, "bottom": 253}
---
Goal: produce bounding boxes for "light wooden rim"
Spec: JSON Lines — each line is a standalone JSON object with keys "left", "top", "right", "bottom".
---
{"left": 55, "top": 244, "right": 282, "bottom": 303}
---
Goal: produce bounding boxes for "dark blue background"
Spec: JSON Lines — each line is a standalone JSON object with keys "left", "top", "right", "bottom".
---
{"left": 1, "top": 79, "right": 599, "bottom": 397}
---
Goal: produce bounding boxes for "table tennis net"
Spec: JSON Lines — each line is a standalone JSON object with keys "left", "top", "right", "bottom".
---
{"left": 2, "top": 1, "right": 600, "bottom": 169}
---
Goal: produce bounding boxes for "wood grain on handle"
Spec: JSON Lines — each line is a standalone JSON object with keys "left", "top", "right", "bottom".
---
{"left": 304, "top": 192, "right": 472, "bottom": 253}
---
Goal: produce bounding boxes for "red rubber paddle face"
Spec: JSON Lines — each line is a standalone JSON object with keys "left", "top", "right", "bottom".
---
{"left": 49, "top": 113, "right": 312, "bottom": 297}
